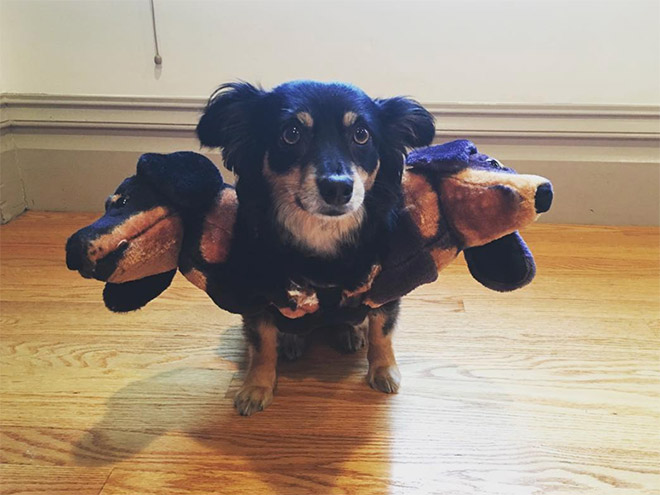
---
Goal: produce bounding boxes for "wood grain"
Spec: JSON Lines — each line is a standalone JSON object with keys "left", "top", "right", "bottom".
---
{"left": 0, "top": 465, "right": 111, "bottom": 495}
{"left": 1, "top": 212, "right": 659, "bottom": 494}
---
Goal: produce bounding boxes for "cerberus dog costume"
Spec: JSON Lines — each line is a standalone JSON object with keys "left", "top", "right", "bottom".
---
{"left": 66, "top": 139, "right": 553, "bottom": 414}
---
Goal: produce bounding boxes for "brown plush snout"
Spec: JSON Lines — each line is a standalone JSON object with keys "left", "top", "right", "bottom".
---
{"left": 66, "top": 207, "right": 183, "bottom": 283}
{"left": 440, "top": 169, "right": 552, "bottom": 248}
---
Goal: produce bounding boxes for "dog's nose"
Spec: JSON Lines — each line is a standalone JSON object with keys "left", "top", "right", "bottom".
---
{"left": 317, "top": 175, "right": 354, "bottom": 206}
{"left": 535, "top": 182, "right": 553, "bottom": 213}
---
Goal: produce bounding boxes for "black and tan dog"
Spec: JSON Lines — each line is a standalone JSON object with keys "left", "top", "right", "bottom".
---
{"left": 195, "top": 81, "right": 436, "bottom": 414}
{"left": 66, "top": 135, "right": 552, "bottom": 415}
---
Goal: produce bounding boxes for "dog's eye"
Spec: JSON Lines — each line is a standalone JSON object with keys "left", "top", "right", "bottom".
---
{"left": 353, "top": 126, "right": 370, "bottom": 145}
{"left": 282, "top": 125, "right": 301, "bottom": 145}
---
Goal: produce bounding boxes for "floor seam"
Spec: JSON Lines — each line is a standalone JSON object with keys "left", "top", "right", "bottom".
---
{"left": 97, "top": 467, "right": 115, "bottom": 495}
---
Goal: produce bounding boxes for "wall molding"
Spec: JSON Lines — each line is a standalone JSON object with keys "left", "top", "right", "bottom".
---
{"left": 1, "top": 93, "right": 659, "bottom": 225}
{"left": 1, "top": 93, "right": 659, "bottom": 141}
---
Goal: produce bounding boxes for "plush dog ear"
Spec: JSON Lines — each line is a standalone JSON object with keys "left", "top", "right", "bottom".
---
{"left": 196, "top": 82, "right": 265, "bottom": 173}
{"left": 463, "top": 232, "right": 536, "bottom": 292}
{"left": 376, "top": 97, "right": 436, "bottom": 151}
{"left": 103, "top": 269, "right": 177, "bottom": 312}
{"left": 136, "top": 151, "right": 223, "bottom": 211}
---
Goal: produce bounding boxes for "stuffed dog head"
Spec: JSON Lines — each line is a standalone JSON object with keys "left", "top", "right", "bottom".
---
{"left": 366, "top": 140, "right": 553, "bottom": 305}
{"left": 65, "top": 152, "right": 225, "bottom": 312}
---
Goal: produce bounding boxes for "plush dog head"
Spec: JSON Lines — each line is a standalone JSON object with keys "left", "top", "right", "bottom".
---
{"left": 365, "top": 140, "right": 553, "bottom": 306}
{"left": 406, "top": 140, "right": 552, "bottom": 246}
{"left": 65, "top": 152, "right": 224, "bottom": 312}
{"left": 405, "top": 140, "right": 553, "bottom": 291}
{"left": 196, "top": 80, "right": 435, "bottom": 256}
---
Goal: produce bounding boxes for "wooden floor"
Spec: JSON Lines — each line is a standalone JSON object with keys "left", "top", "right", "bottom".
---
{"left": 0, "top": 212, "right": 659, "bottom": 495}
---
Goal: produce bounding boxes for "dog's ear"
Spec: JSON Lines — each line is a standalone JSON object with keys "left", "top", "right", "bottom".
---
{"left": 103, "top": 269, "right": 177, "bottom": 312}
{"left": 376, "top": 97, "right": 436, "bottom": 151}
{"left": 196, "top": 82, "right": 265, "bottom": 173}
{"left": 136, "top": 151, "right": 223, "bottom": 211}
{"left": 463, "top": 232, "right": 536, "bottom": 292}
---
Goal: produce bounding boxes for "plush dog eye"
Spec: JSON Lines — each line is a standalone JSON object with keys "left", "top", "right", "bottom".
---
{"left": 353, "top": 126, "right": 370, "bottom": 145}
{"left": 282, "top": 125, "right": 301, "bottom": 145}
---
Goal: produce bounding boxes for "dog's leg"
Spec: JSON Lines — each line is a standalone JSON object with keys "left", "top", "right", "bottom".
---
{"left": 277, "top": 332, "right": 308, "bottom": 361}
{"left": 234, "top": 314, "right": 278, "bottom": 416}
{"left": 334, "top": 319, "right": 367, "bottom": 354}
{"left": 366, "top": 300, "right": 401, "bottom": 393}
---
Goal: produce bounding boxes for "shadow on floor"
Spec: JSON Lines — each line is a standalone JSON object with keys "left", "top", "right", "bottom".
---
{"left": 72, "top": 326, "right": 393, "bottom": 491}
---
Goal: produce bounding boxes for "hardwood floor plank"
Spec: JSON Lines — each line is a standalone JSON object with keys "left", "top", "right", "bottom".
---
{"left": 0, "top": 464, "right": 111, "bottom": 495}
{"left": 1, "top": 212, "right": 659, "bottom": 494}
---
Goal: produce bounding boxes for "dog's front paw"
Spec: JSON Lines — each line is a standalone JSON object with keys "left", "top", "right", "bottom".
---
{"left": 335, "top": 325, "right": 366, "bottom": 354}
{"left": 234, "top": 385, "right": 274, "bottom": 416}
{"left": 367, "top": 365, "right": 401, "bottom": 394}
{"left": 278, "top": 332, "right": 307, "bottom": 361}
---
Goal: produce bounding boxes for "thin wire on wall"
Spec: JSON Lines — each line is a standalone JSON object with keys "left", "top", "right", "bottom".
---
{"left": 150, "top": 0, "right": 162, "bottom": 65}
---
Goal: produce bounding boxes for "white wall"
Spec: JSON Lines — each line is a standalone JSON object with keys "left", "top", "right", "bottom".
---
{"left": 1, "top": 0, "right": 659, "bottom": 226}
{"left": 1, "top": 0, "right": 659, "bottom": 104}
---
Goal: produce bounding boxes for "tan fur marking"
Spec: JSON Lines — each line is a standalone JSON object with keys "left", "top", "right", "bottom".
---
{"left": 296, "top": 111, "right": 313, "bottom": 128}
{"left": 200, "top": 188, "right": 238, "bottom": 264}
{"left": 441, "top": 169, "right": 546, "bottom": 247}
{"left": 106, "top": 214, "right": 183, "bottom": 283}
{"left": 367, "top": 312, "right": 396, "bottom": 367}
{"left": 402, "top": 171, "right": 440, "bottom": 239}
{"left": 357, "top": 159, "right": 380, "bottom": 191}
{"left": 86, "top": 207, "right": 183, "bottom": 283}
{"left": 88, "top": 207, "right": 171, "bottom": 262}
{"left": 277, "top": 281, "right": 319, "bottom": 318}
{"left": 264, "top": 156, "right": 365, "bottom": 257}
{"left": 343, "top": 111, "right": 358, "bottom": 127}
{"left": 234, "top": 316, "right": 278, "bottom": 415}
{"left": 363, "top": 298, "right": 381, "bottom": 309}
{"left": 430, "top": 246, "right": 459, "bottom": 272}
{"left": 182, "top": 267, "right": 208, "bottom": 292}
{"left": 341, "top": 263, "right": 382, "bottom": 304}
{"left": 246, "top": 319, "right": 278, "bottom": 387}
{"left": 367, "top": 311, "right": 401, "bottom": 393}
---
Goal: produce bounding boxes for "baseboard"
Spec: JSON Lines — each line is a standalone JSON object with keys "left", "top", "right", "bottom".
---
{"left": 1, "top": 93, "right": 659, "bottom": 225}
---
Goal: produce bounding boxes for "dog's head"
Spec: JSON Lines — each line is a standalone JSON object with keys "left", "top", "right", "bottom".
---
{"left": 196, "top": 80, "right": 435, "bottom": 256}
{"left": 65, "top": 152, "right": 224, "bottom": 312}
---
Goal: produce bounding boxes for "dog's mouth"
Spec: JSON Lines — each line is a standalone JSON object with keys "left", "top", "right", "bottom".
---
{"left": 294, "top": 196, "right": 353, "bottom": 218}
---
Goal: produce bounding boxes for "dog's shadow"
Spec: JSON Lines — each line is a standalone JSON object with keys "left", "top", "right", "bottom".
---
{"left": 72, "top": 325, "right": 393, "bottom": 490}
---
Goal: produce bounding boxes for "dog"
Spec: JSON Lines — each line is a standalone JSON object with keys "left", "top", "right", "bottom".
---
{"left": 196, "top": 81, "right": 436, "bottom": 414}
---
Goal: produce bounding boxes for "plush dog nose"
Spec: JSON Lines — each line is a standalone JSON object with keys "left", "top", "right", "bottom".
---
{"left": 65, "top": 233, "right": 94, "bottom": 278}
{"left": 535, "top": 182, "right": 553, "bottom": 213}
{"left": 65, "top": 235, "right": 83, "bottom": 271}
{"left": 317, "top": 175, "right": 354, "bottom": 206}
